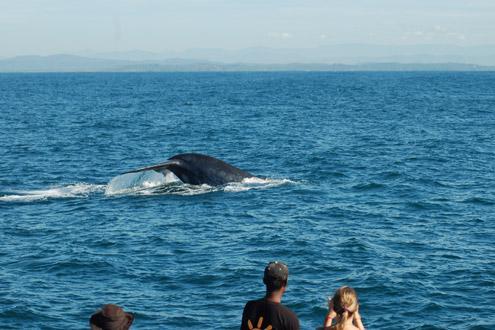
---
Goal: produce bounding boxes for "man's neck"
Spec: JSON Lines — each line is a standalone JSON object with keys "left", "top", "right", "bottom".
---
{"left": 265, "top": 290, "right": 284, "bottom": 303}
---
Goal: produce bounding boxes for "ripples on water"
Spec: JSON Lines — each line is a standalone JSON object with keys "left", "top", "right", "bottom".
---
{"left": 0, "top": 72, "right": 494, "bottom": 329}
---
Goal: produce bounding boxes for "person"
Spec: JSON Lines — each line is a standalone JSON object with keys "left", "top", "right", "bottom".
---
{"left": 241, "top": 261, "right": 299, "bottom": 330}
{"left": 323, "top": 286, "right": 365, "bottom": 330}
{"left": 89, "top": 304, "right": 134, "bottom": 330}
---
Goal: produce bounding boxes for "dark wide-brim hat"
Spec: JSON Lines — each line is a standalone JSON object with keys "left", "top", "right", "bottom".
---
{"left": 90, "top": 304, "right": 134, "bottom": 330}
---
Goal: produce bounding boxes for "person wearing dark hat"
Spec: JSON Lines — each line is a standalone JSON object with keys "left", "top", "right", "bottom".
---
{"left": 89, "top": 304, "right": 134, "bottom": 330}
{"left": 241, "top": 261, "right": 299, "bottom": 330}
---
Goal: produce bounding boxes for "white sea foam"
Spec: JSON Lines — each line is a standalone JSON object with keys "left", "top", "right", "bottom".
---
{"left": 0, "top": 183, "right": 105, "bottom": 202}
{"left": 223, "top": 177, "right": 294, "bottom": 192}
{"left": 0, "top": 173, "right": 294, "bottom": 202}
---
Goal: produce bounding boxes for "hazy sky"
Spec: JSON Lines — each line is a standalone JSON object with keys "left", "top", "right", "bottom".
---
{"left": 1, "top": 0, "right": 494, "bottom": 57}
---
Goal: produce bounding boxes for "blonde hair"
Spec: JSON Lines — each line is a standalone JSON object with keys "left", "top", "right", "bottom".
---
{"left": 332, "top": 286, "right": 358, "bottom": 330}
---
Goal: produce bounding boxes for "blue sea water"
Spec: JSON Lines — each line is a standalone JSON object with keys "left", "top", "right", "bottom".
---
{"left": 0, "top": 72, "right": 494, "bottom": 329}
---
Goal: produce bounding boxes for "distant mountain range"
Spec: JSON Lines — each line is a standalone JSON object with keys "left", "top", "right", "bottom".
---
{"left": 81, "top": 44, "right": 495, "bottom": 66}
{"left": 1, "top": 44, "right": 495, "bottom": 72}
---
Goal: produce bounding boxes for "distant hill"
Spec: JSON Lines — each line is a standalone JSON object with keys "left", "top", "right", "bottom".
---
{"left": 84, "top": 44, "right": 495, "bottom": 66}
{"left": 0, "top": 54, "right": 494, "bottom": 72}
{"left": 0, "top": 55, "right": 133, "bottom": 72}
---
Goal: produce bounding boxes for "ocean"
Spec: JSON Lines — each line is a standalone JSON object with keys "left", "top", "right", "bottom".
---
{"left": 0, "top": 72, "right": 494, "bottom": 329}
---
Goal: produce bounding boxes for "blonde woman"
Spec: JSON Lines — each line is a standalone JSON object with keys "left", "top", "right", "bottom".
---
{"left": 323, "top": 286, "right": 365, "bottom": 330}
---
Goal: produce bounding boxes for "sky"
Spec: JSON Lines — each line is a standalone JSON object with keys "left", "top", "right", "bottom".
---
{"left": 1, "top": 0, "right": 494, "bottom": 57}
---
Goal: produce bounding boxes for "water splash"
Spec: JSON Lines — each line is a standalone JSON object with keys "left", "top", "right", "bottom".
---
{"left": 0, "top": 183, "right": 105, "bottom": 202}
{"left": 0, "top": 173, "right": 294, "bottom": 203}
{"left": 104, "top": 170, "right": 179, "bottom": 195}
{"left": 105, "top": 171, "right": 294, "bottom": 196}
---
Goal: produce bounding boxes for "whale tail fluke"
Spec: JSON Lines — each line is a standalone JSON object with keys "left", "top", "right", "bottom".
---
{"left": 123, "top": 160, "right": 180, "bottom": 175}
{"left": 122, "top": 153, "right": 253, "bottom": 186}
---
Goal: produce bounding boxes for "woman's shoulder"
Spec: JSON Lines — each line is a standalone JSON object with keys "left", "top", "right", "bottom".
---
{"left": 316, "top": 323, "right": 361, "bottom": 330}
{"left": 316, "top": 325, "right": 360, "bottom": 330}
{"left": 315, "top": 326, "right": 337, "bottom": 330}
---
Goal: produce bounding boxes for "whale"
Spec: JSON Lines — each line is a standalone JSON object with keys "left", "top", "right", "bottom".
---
{"left": 124, "top": 153, "right": 254, "bottom": 186}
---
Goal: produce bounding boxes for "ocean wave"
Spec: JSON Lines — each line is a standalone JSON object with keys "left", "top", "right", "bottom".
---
{"left": 0, "top": 183, "right": 105, "bottom": 202}
{"left": 460, "top": 196, "right": 494, "bottom": 205}
{"left": 352, "top": 182, "right": 386, "bottom": 191}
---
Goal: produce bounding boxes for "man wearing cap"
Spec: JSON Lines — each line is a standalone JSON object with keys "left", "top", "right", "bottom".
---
{"left": 241, "top": 261, "right": 299, "bottom": 330}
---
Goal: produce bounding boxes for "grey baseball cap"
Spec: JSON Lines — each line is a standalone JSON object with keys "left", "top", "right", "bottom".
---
{"left": 263, "top": 261, "right": 289, "bottom": 282}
